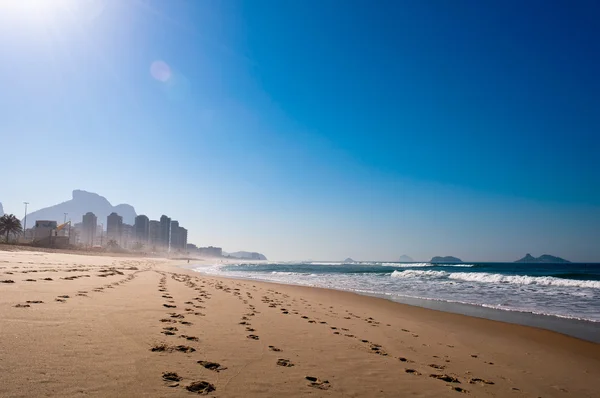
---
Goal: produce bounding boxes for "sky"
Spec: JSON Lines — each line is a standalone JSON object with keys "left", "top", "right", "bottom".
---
{"left": 0, "top": 0, "right": 599, "bottom": 262}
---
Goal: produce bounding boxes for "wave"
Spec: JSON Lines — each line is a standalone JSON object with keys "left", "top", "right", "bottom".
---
{"left": 271, "top": 271, "right": 310, "bottom": 276}
{"left": 391, "top": 270, "right": 600, "bottom": 289}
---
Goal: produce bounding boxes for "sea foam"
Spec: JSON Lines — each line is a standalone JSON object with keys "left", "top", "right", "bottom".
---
{"left": 391, "top": 270, "right": 600, "bottom": 289}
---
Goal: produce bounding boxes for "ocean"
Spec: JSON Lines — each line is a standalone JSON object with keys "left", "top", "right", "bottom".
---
{"left": 194, "top": 261, "right": 600, "bottom": 340}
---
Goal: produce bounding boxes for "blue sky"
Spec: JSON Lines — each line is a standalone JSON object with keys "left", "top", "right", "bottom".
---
{"left": 1, "top": 0, "right": 599, "bottom": 261}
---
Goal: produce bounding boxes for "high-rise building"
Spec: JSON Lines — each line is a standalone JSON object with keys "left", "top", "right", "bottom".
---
{"left": 134, "top": 215, "right": 150, "bottom": 243}
{"left": 82, "top": 212, "right": 97, "bottom": 247}
{"left": 180, "top": 227, "right": 188, "bottom": 250}
{"left": 107, "top": 212, "right": 123, "bottom": 244}
{"left": 169, "top": 221, "right": 188, "bottom": 251}
{"left": 160, "top": 215, "right": 171, "bottom": 250}
{"left": 170, "top": 220, "right": 180, "bottom": 250}
{"left": 149, "top": 220, "right": 160, "bottom": 249}
{"left": 121, "top": 224, "right": 134, "bottom": 248}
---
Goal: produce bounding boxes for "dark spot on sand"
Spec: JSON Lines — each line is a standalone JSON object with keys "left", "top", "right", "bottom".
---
{"left": 405, "top": 369, "right": 421, "bottom": 375}
{"left": 429, "top": 364, "right": 445, "bottom": 370}
{"left": 1, "top": 280, "right": 15, "bottom": 283}
{"left": 26, "top": 300, "right": 43, "bottom": 304}
{"left": 452, "top": 386, "right": 468, "bottom": 393}
{"left": 180, "top": 335, "right": 199, "bottom": 341}
{"left": 247, "top": 334, "right": 259, "bottom": 340}
{"left": 269, "top": 345, "right": 281, "bottom": 352}
{"left": 14, "top": 304, "right": 30, "bottom": 308}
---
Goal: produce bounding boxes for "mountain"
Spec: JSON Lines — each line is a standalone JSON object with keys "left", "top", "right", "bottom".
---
{"left": 515, "top": 254, "right": 570, "bottom": 263}
{"left": 24, "top": 190, "right": 137, "bottom": 227}
{"left": 399, "top": 255, "right": 414, "bottom": 262}
{"left": 431, "top": 256, "right": 462, "bottom": 263}
{"left": 226, "top": 251, "right": 267, "bottom": 261}
{"left": 344, "top": 258, "right": 355, "bottom": 263}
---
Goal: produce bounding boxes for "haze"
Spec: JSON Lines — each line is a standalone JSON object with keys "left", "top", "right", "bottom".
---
{"left": 1, "top": 0, "right": 599, "bottom": 262}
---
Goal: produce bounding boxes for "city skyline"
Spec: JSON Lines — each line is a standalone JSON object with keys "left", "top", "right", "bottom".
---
{"left": 1, "top": 1, "right": 598, "bottom": 262}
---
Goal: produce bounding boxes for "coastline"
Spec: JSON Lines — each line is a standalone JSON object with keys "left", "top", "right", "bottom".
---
{"left": 190, "top": 263, "right": 600, "bottom": 344}
{"left": 1, "top": 250, "right": 599, "bottom": 397}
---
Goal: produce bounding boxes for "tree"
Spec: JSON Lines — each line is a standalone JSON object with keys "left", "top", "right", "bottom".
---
{"left": 0, "top": 214, "right": 23, "bottom": 243}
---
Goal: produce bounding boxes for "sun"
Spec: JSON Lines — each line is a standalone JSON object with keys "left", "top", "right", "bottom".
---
{"left": 0, "top": 0, "right": 75, "bottom": 20}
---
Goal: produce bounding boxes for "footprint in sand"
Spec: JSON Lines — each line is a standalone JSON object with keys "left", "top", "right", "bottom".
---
{"left": 1, "top": 280, "right": 15, "bottom": 283}
{"left": 269, "top": 345, "right": 282, "bottom": 352}
{"left": 162, "top": 371, "right": 182, "bottom": 382}
{"left": 180, "top": 335, "right": 199, "bottom": 341}
{"left": 186, "top": 381, "right": 216, "bottom": 394}
{"left": 163, "top": 304, "right": 176, "bottom": 308}
{"left": 198, "top": 361, "right": 227, "bottom": 372}
{"left": 277, "top": 359, "right": 294, "bottom": 367}
{"left": 14, "top": 304, "right": 30, "bottom": 308}
{"left": 247, "top": 334, "right": 260, "bottom": 340}
{"left": 26, "top": 300, "right": 43, "bottom": 304}
{"left": 469, "top": 377, "right": 494, "bottom": 385}
{"left": 405, "top": 369, "right": 421, "bottom": 375}
{"left": 151, "top": 344, "right": 196, "bottom": 353}
{"left": 305, "top": 376, "right": 330, "bottom": 390}
{"left": 430, "top": 374, "right": 461, "bottom": 383}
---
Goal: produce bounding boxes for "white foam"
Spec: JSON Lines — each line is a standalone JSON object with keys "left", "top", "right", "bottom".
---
{"left": 391, "top": 270, "right": 448, "bottom": 278}
{"left": 391, "top": 270, "right": 600, "bottom": 289}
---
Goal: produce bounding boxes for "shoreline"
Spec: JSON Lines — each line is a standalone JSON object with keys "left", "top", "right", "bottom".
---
{"left": 2, "top": 250, "right": 599, "bottom": 397}
{"left": 188, "top": 265, "right": 600, "bottom": 344}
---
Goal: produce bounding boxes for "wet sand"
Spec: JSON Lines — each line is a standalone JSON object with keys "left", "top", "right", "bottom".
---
{"left": 1, "top": 249, "right": 599, "bottom": 397}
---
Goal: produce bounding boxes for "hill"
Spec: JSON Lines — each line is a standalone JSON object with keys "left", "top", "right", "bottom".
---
{"left": 23, "top": 190, "right": 137, "bottom": 226}
{"left": 399, "top": 255, "right": 414, "bottom": 262}
{"left": 515, "top": 254, "right": 570, "bottom": 263}
{"left": 431, "top": 256, "right": 462, "bottom": 263}
{"left": 226, "top": 251, "right": 267, "bottom": 261}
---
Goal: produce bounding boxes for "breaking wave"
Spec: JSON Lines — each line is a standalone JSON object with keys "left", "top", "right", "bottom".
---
{"left": 391, "top": 270, "right": 600, "bottom": 289}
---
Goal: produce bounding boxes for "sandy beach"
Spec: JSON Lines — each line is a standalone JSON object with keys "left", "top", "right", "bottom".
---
{"left": 1, "top": 249, "right": 599, "bottom": 397}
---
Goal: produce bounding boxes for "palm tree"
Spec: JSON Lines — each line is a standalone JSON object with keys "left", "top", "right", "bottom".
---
{"left": 0, "top": 214, "right": 23, "bottom": 243}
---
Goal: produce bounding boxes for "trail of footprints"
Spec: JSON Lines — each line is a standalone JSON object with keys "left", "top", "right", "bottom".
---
{"left": 152, "top": 272, "right": 313, "bottom": 394}
{"left": 4, "top": 261, "right": 148, "bottom": 307}
{"left": 4, "top": 261, "right": 506, "bottom": 394}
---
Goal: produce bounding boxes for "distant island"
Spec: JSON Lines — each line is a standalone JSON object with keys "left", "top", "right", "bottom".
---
{"left": 399, "top": 255, "right": 414, "bottom": 262}
{"left": 515, "top": 254, "right": 570, "bottom": 263}
{"left": 224, "top": 251, "right": 267, "bottom": 261}
{"left": 431, "top": 256, "right": 462, "bottom": 263}
{"left": 344, "top": 258, "right": 355, "bottom": 263}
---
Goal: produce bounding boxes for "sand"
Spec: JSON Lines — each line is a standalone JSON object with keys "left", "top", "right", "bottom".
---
{"left": 1, "top": 249, "right": 599, "bottom": 397}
